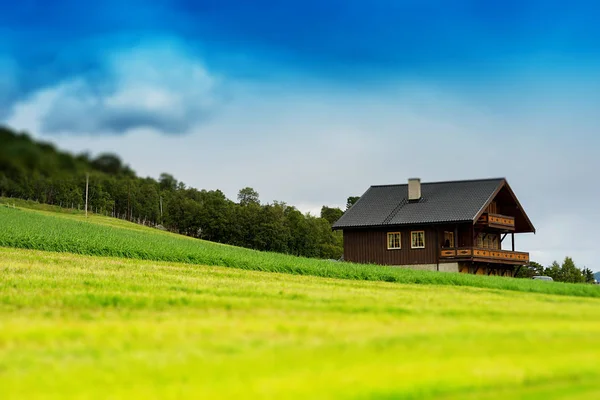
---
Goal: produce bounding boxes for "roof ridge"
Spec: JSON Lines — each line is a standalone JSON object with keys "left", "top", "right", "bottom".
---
{"left": 332, "top": 177, "right": 533, "bottom": 232}
{"left": 370, "top": 177, "right": 505, "bottom": 188}
{"left": 471, "top": 180, "right": 506, "bottom": 222}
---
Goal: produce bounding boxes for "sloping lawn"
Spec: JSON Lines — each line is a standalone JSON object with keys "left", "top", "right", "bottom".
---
{"left": 1, "top": 247, "right": 600, "bottom": 399}
{"left": 0, "top": 206, "right": 598, "bottom": 298}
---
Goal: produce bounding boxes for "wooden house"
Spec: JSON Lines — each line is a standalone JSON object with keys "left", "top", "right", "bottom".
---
{"left": 332, "top": 178, "right": 535, "bottom": 276}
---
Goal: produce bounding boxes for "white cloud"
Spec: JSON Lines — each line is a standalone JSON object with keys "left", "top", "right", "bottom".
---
{"left": 7, "top": 41, "right": 223, "bottom": 136}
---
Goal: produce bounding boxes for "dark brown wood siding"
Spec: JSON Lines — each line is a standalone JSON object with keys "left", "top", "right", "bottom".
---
{"left": 343, "top": 226, "right": 440, "bottom": 265}
{"left": 343, "top": 223, "right": 475, "bottom": 266}
{"left": 436, "top": 224, "right": 473, "bottom": 248}
{"left": 457, "top": 225, "right": 473, "bottom": 247}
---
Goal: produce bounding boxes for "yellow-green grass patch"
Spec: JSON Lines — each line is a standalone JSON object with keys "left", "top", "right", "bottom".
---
{"left": 1, "top": 248, "right": 600, "bottom": 399}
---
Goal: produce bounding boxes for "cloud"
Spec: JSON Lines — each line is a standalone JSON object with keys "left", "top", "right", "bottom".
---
{"left": 4, "top": 0, "right": 600, "bottom": 111}
{"left": 10, "top": 42, "right": 224, "bottom": 136}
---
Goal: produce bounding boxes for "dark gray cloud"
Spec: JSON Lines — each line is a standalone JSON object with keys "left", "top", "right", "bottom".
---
{"left": 41, "top": 105, "right": 212, "bottom": 136}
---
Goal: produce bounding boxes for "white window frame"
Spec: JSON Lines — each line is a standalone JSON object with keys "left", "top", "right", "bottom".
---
{"left": 387, "top": 232, "right": 402, "bottom": 250}
{"left": 411, "top": 231, "right": 425, "bottom": 249}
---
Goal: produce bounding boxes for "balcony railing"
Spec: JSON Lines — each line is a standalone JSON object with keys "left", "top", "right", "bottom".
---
{"left": 477, "top": 213, "right": 515, "bottom": 231}
{"left": 440, "top": 247, "right": 529, "bottom": 264}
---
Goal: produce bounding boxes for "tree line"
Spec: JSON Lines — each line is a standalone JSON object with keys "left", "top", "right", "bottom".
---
{"left": 0, "top": 126, "right": 344, "bottom": 259}
{"left": 517, "top": 257, "right": 596, "bottom": 283}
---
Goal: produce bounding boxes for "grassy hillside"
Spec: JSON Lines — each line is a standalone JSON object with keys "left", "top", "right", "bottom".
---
{"left": 2, "top": 247, "right": 600, "bottom": 399}
{"left": 1, "top": 205, "right": 599, "bottom": 298}
{"left": 0, "top": 197, "right": 90, "bottom": 215}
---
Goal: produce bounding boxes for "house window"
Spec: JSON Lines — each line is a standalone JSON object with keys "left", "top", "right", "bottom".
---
{"left": 488, "top": 234, "right": 499, "bottom": 249}
{"left": 411, "top": 231, "right": 425, "bottom": 249}
{"left": 387, "top": 232, "right": 401, "bottom": 249}
{"left": 443, "top": 231, "right": 454, "bottom": 248}
{"left": 476, "top": 233, "right": 499, "bottom": 249}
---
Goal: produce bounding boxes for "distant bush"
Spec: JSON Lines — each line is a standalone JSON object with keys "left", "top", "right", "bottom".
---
{"left": 516, "top": 259, "right": 595, "bottom": 283}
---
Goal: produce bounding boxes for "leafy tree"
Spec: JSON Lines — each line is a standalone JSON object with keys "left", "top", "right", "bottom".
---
{"left": 515, "top": 261, "right": 544, "bottom": 279}
{"left": 238, "top": 187, "right": 260, "bottom": 206}
{"left": 346, "top": 196, "right": 360, "bottom": 210}
{"left": 320, "top": 206, "right": 344, "bottom": 225}
{"left": 254, "top": 203, "right": 290, "bottom": 253}
{"left": 159, "top": 173, "right": 178, "bottom": 192}
{"left": 544, "top": 257, "right": 585, "bottom": 283}
{"left": 582, "top": 267, "right": 595, "bottom": 283}
{"left": 530, "top": 261, "right": 545, "bottom": 276}
{"left": 285, "top": 207, "right": 314, "bottom": 257}
{"left": 560, "top": 257, "right": 585, "bottom": 283}
{"left": 91, "top": 154, "right": 125, "bottom": 175}
{"left": 196, "top": 189, "right": 232, "bottom": 242}
{"left": 0, "top": 173, "right": 10, "bottom": 197}
{"left": 314, "top": 217, "right": 343, "bottom": 259}
{"left": 544, "top": 261, "right": 562, "bottom": 281}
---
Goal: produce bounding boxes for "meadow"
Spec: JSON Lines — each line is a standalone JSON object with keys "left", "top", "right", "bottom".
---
{"left": 1, "top": 205, "right": 599, "bottom": 298}
{"left": 2, "top": 247, "right": 600, "bottom": 399}
{"left": 2, "top": 204, "right": 600, "bottom": 398}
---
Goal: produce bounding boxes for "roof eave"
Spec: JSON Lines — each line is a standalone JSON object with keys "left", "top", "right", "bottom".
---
{"left": 471, "top": 179, "right": 536, "bottom": 233}
{"left": 333, "top": 220, "right": 474, "bottom": 230}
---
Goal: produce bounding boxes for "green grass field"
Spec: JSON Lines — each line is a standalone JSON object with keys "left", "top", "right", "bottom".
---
{"left": 2, "top": 247, "right": 600, "bottom": 399}
{"left": 1, "top": 205, "right": 600, "bottom": 399}
{"left": 1, "top": 206, "right": 599, "bottom": 298}
{"left": 0, "top": 196, "right": 89, "bottom": 215}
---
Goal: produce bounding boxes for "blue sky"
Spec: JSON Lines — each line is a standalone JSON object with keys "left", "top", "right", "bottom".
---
{"left": 2, "top": 0, "right": 600, "bottom": 269}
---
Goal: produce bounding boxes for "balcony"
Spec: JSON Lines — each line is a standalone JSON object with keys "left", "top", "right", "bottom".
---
{"left": 477, "top": 213, "right": 515, "bottom": 231}
{"left": 440, "top": 247, "right": 529, "bottom": 265}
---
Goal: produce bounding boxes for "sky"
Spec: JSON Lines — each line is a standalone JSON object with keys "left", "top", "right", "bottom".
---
{"left": 2, "top": 0, "right": 600, "bottom": 269}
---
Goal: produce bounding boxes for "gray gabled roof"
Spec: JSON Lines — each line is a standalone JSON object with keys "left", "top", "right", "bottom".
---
{"left": 333, "top": 178, "right": 506, "bottom": 229}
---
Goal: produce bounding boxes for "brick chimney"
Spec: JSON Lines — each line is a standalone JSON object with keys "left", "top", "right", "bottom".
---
{"left": 408, "top": 178, "right": 421, "bottom": 201}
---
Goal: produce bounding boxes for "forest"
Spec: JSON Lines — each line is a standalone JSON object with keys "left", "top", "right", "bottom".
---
{"left": 0, "top": 126, "right": 345, "bottom": 259}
